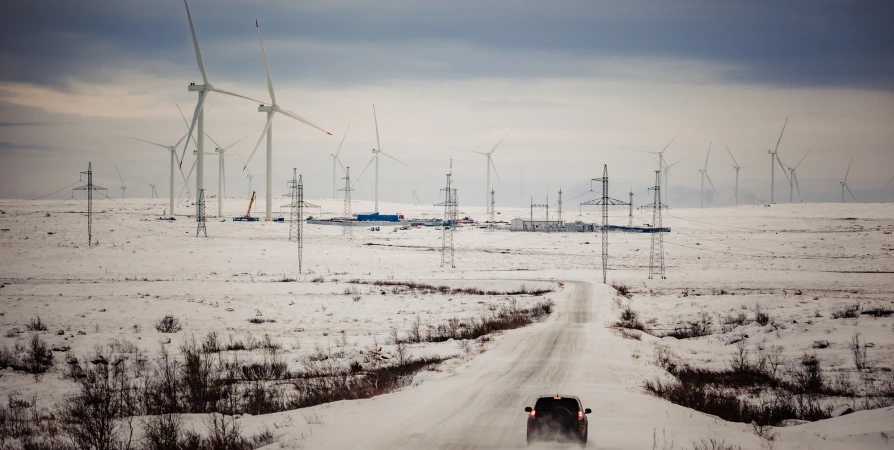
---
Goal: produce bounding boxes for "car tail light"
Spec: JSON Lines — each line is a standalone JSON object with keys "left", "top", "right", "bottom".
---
{"left": 529, "top": 410, "right": 536, "bottom": 419}
{"left": 578, "top": 411, "right": 584, "bottom": 420}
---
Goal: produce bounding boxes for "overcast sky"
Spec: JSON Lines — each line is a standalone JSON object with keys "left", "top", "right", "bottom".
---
{"left": 1, "top": 0, "right": 893, "bottom": 209}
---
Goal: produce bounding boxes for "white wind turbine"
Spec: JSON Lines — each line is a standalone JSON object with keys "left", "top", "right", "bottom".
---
{"left": 840, "top": 157, "right": 857, "bottom": 203}
{"left": 627, "top": 126, "right": 684, "bottom": 205}
{"left": 698, "top": 143, "right": 719, "bottom": 208}
{"left": 204, "top": 131, "right": 258, "bottom": 217}
{"left": 723, "top": 145, "right": 751, "bottom": 206}
{"left": 243, "top": 20, "right": 332, "bottom": 221}
{"left": 331, "top": 125, "right": 350, "bottom": 198}
{"left": 358, "top": 105, "right": 413, "bottom": 213}
{"left": 767, "top": 118, "right": 791, "bottom": 204}
{"left": 114, "top": 165, "right": 127, "bottom": 198}
{"left": 661, "top": 154, "right": 691, "bottom": 206}
{"left": 140, "top": 168, "right": 166, "bottom": 199}
{"left": 459, "top": 125, "right": 514, "bottom": 213}
{"left": 787, "top": 148, "right": 811, "bottom": 203}
{"left": 122, "top": 129, "right": 189, "bottom": 216}
{"left": 179, "top": 0, "right": 261, "bottom": 217}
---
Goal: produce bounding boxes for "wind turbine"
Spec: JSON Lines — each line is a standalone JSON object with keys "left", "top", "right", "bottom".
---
{"left": 767, "top": 118, "right": 791, "bottom": 204}
{"left": 724, "top": 145, "right": 751, "bottom": 206}
{"left": 788, "top": 148, "right": 811, "bottom": 203}
{"left": 331, "top": 125, "right": 349, "bottom": 198}
{"left": 458, "top": 125, "right": 514, "bottom": 213}
{"left": 698, "top": 143, "right": 718, "bottom": 208}
{"left": 114, "top": 165, "right": 127, "bottom": 198}
{"left": 179, "top": 0, "right": 261, "bottom": 218}
{"left": 243, "top": 20, "right": 332, "bottom": 221}
{"left": 202, "top": 131, "right": 257, "bottom": 217}
{"left": 840, "top": 157, "right": 857, "bottom": 203}
{"left": 122, "top": 129, "right": 189, "bottom": 216}
{"left": 357, "top": 104, "right": 413, "bottom": 213}
{"left": 628, "top": 126, "right": 684, "bottom": 205}
{"left": 662, "top": 154, "right": 692, "bottom": 206}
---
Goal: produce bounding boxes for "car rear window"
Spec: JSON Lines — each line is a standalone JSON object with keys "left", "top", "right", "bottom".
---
{"left": 534, "top": 397, "right": 580, "bottom": 412}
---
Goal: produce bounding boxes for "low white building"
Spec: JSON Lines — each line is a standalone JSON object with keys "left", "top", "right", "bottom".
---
{"left": 510, "top": 218, "right": 564, "bottom": 232}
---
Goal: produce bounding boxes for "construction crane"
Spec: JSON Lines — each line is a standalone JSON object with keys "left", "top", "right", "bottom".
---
{"left": 233, "top": 191, "right": 260, "bottom": 222}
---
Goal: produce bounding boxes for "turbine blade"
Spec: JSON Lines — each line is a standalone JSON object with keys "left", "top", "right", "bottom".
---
{"left": 773, "top": 117, "right": 788, "bottom": 154}
{"left": 489, "top": 123, "right": 515, "bottom": 155}
{"left": 243, "top": 112, "right": 276, "bottom": 171}
{"left": 209, "top": 86, "right": 262, "bottom": 104}
{"left": 794, "top": 148, "right": 812, "bottom": 169}
{"left": 224, "top": 128, "right": 260, "bottom": 150}
{"left": 704, "top": 172, "right": 719, "bottom": 197}
{"left": 846, "top": 184, "right": 857, "bottom": 202}
{"left": 414, "top": 171, "right": 428, "bottom": 190}
{"left": 114, "top": 164, "right": 126, "bottom": 186}
{"left": 456, "top": 148, "right": 488, "bottom": 156}
{"left": 776, "top": 154, "right": 790, "bottom": 183}
{"left": 373, "top": 104, "right": 381, "bottom": 152}
{"left": 886, "top": 174, "right": 894, "bottom": 188}
{"left": 335, "top": 125, "right": 350, "bottom": 157}
{"left": 179, "top": 91, "right": 207, "bottom": 167}
{"left": 122, "top": 136, "right": 169, "bottom": 150}
{"left": 704, "top": 142, "right": 711, "bottom": 170}
{"left": 844, "top": 157, "right": 852, "bottom": 183}
{"left": 795, "top": 173, "right": 803, "bottom": 202}
{"left": 379, "top": 151, "right": 414, "bottom": 169}
{"left": 255, "top": 20, "right": 276, "bottom": 105}
{"left": 154, "top": 166, "right": 168, "bottom": 186}
{"left": 667, "top": 154, "right": 692, "bottom": 168}
{"left": 233, "top": 151, "right": 251, "bottom": 176}
{"left": 490, "top": 158, "right": 503, "bottom": 186}
{"left": 724, "top": 144, "right": 739, "bottom": 167}
{"left": 356, "top": 154, "right": 377, "bottom": 181}
{"left": 278, "top": 107, "right": 332, "bottom": 135}
{"left": 660, "top": 125, "right": 685, "bottom": 155}
{"left": 336, "top": 156, "right": 346, "bottom": 174}
{"left": 204, "top": 132, "right": 224, "bottom": 150}
{"left": 183, "top": 0, "right": 208, "bottom": 85}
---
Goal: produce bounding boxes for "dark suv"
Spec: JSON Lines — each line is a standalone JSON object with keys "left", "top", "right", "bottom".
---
{"left": 524, "top": 395, "right": 590, "bottom": 446}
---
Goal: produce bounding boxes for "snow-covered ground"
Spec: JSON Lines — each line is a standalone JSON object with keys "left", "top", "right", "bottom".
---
{"left": 1, "top": 196, "right": 892, "bottom": 449}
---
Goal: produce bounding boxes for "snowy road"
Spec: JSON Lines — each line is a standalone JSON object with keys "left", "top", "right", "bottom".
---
{"left": 301, "top": 281, "right": 604, "bottom": 449}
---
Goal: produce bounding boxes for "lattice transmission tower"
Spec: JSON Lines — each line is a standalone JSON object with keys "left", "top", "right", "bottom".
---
{"left": 338, "top": 167, "right": 354, "bottom": 238}
{"left": 196, "top": 189, "right": 207, "bottom": 237}
{"left": 579, "top": 165, "right": 629, "bottom": 283}
{"left": 437, "top": 160, "right": 457, "bottom": 268}
{"left": 288, "top": 169, "right": 318, "bottom": 273}
{"left": 72, "top": 162, "right": 107, "bottom": 247}
{"left": 648, "top": 170, "right": 666, "bottom": 279}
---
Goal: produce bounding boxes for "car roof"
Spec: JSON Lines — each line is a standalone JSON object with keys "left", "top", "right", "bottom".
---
{"left": 537, "top": 395, "right": 579, "bottom": 400}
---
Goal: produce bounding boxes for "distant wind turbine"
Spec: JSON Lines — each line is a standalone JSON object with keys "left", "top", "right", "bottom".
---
{"left": 724, "top": 145, "right": 750, "bottom": 206}
{"left": 114, "top": 165, "right": 127, "bottom": 198}
{"left": 767, "top": 118, "right": 791, "bottom": 204}
{"left": 357, "top": 104, "right": 413, "bottom": 213}
{"left": 412, "top": 172, "right": 428, "bottom": 205}
{"left": 840, "top": 157, "right": 857, "bottom": 203}
{"left": 458, "top": 125, "right": 514, "bottom": 213}
{"left": 243, "top": 20, "right": 332, "bottom": 221}
{"left": 626, "top": 126, "right": 684, "bottom": 206}
{"left": 204, "top": 130, "right": 258, "bottom": 217}
{"left": 698, "top": 143, "right": 718, "bottom": 208}
{"left": 662, "top": 154, "right": 691, "bottom": 205}
{"left": 122, "top": 124, "right": 189, "bottom": 215}
{"left": 331, "top": 125, "right": 350, "bottom": 198}
{"left": 140, "top": 168, "right": 165, "bottom": 199}
{"left": 788, "top": 148, "right": 811, "bottom": 203}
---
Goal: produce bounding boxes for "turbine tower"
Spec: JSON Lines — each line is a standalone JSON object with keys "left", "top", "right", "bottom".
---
{"left": 788, "top": 148, "right": 811, "bottom": 203}
{"left": 358, "top": 105, "right": 412, "bottom": 213}
{"left": 724, "top": 145, "right": 748, "bottom": 206}
{"left": 767, "top": 118, "right": 791, "bottom": 204}
{"left": 840, "top": 157, "right": 857, "bottom": 203}
{"left": 698, "top": 143, "right": 718, "bottom": 208}
{"left": 243, "top": 20, "right": 332, "bottom": 221}
{"left": 114, "top": 165, "right": 127, "bottom": 198}
{"left": 331, "top": 125, "right": 349, "bottom": 198}
{"left": 459, "top": 125, "right": 514, "bottom": 214}
{"left": 180, "top": 0, "right": 261, "bottom": 219}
